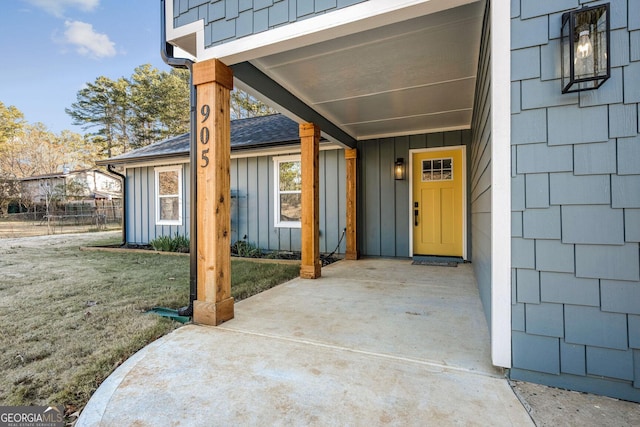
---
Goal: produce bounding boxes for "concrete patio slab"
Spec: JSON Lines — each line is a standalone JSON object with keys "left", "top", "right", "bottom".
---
{"left": 224, "top": 259, "right": 499, "bottom": 376}
{"left": 78, "top": 259, "right": 533, "bottom": 426}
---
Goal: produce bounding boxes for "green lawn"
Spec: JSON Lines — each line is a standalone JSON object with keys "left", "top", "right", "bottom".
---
{"left": 0, "top": 233, "right": 299, "bottom": 415}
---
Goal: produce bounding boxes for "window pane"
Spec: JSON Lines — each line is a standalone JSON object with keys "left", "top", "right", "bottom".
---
{"left": 422, "top": 157, "right": 453, "bottom": 181}
{"left": 280, "top": 193, "right": 301, "bottom": 222}
{"left": 279, "top": 161, "right": 301, "bottom": 191}
{"left": 160, "top": 197, "right": 179, "bottom": 221}
{"left": 159, "top": 171, "right": 178, "bottom": 195}
{"left": 422, "top": 160, "right": 432, "bottom": 181}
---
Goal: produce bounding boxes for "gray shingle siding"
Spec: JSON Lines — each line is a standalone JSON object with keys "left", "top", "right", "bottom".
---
{"left": 561, "top": 205, "right": 624, "bottom": 245}
{"left": 173, "top": 0, "right": 368, "bottom": 48}
{"left": 630, "top": 315, "right": 640, "bottom": 348}
{"left": 522, "top": 206, "right": 561, "bottom": 239}
{"left": 573, "top": 140, "right": 617, "bottom": 175}
{"left": 512, "top": 331, "right": 560, "bottom": 375}
{"left": 525, "top": 173, "right": 549, "bottom": 208}
{"left": 560, "top": 341, "right": 586, "bottom": 376}
{"left": 525, "top": 302, "right": 564, "bottom": 337}
{"left": 535, "top": 240, "right": 574, "bottom": 273}
{"left": 515, "top": 268, "right": 540, "bottom": 304}
{"left": 540, "top": 272, "right": 599, "bottom": 306}
{"left": 631, "top": 31, "right": 640, "bottom": 61}
{"left": 564, "top": 305, "right": 628, "bottom": 350}
{"left": 510, "top": 0, "right": 640, "bottom": 402}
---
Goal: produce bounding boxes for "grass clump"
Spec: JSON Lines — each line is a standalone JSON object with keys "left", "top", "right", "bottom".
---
{"left": 230, "top": 240, "right": 263, "bottom": 258}
{"left": 150, "top": 233, "right": 190, "bottom": 252}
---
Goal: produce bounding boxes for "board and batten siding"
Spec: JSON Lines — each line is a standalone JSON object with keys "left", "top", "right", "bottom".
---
{"left": 173, "top": 0, "right": 367, "bottom": 48}
{"left": 125, "top": 163, "right": 189, "bottom": 244}
{"left": 357, "top": 130, "right": 471, "bottom": 258}
{"left": 469, "top": 0, "right": 492, "bottom": 328}
{"left": 125, "top": 149, "right": 346, "bottom": 254}
{"left": 231, "top": 149, "right": 347, "bottom": 253}
{"left": 510, "top": 0, "right": 640, "bottom": 403}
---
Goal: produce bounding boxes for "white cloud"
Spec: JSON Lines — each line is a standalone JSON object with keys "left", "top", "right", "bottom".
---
{"left": 24, "top": 0, "right": 99, "bottom": 17}
{"left": 63, "top": 20, "right": 116, "bottom": 59}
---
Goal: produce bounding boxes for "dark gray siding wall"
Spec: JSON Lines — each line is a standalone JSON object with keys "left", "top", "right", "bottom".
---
{"left": 126, "top": 150, "right": 346, "bottom": 253}
{"left": 470, "top": 1, "right": 492, "bottom": 327}
{"left": 357, "top": 130, "right": 471, "bottom": 258}
{"left": 174, "top": 0, "right": 367, "bottom": 47}
{"left": 231, "top": 149, "right": 346, "bottom": 253}
{"left": 510, "top": 0, "right": 640, "bottom": 402}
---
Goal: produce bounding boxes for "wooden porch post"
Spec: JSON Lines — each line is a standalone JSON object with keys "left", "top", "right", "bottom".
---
{"left": 299, "top": 123, "right": 321, "bottom": 279}
{"left": 344, "top": 148, "right": 359, "bottom": 260}
{"left": 192, "top": 59, "right": 234, "bottom": 326}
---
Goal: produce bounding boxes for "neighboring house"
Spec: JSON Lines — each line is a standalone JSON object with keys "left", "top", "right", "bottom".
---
{"left": 101, "top": 0, "right": 640, "bottom": 403}
{"left": 19, "top": 169, "right": 122, "bottom": 205}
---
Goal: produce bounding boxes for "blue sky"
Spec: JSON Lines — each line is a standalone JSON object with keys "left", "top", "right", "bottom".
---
{"left": 1, "top": 0, "right": 173, "bottom": 134}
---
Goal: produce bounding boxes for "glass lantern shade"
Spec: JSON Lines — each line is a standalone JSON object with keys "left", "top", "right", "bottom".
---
{"left": 394, "top": 158, "right": 405, "bottom": 180}
{"left": 561, "top": 3, "right": 610, "bottom": 93}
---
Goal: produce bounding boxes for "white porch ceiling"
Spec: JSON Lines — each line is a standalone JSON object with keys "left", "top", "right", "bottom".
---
{"left": 249, "top": 1, "right": 485, "bottom": 141}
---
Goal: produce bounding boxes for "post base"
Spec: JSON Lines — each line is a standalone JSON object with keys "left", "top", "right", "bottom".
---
{"left": 345, "top": 250, "right": 360, "bottom": 260}
{"left": 300, "top": 263, "right": 321, "bottom": 279}
{"left": 193, "top": 298, "right": 234, "bottom": 326}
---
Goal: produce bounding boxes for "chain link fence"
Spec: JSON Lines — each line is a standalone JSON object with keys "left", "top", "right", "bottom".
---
{"left": 0, "top": 199, "right": 122, "bottom": 238}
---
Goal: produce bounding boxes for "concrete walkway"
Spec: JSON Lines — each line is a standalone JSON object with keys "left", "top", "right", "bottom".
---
{"left": 78, "top": 258, "right": 533, "bottom": 426}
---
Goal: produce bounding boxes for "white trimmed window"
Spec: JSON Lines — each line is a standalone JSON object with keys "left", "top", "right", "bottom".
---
{"left": 155, "top": 165, "right": 182, "bottom": 225}
{"left": 274, "top": 155, "right": 302, "bottom": 228}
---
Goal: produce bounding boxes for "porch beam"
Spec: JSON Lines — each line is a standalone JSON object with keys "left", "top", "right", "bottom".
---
{"left": 232, "top": 62, "right": 356, "bottom": 149}
{"left": 192, "top": 58, "right": 235, "bottom": 326}
{"left": 300, "top": 123, "right": 322, "bottom": 279}
{"left": 345, "top": 148, "right": 359, "bottom": 260}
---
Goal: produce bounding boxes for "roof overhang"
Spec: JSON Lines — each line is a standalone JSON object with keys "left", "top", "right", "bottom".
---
{"left": 165, "top": 0, "right": 485, "bottom": 145}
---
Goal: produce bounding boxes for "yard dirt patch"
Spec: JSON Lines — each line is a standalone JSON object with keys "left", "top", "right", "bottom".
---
{"left": 0, "top": 231, "right": 300, "bottom": 419}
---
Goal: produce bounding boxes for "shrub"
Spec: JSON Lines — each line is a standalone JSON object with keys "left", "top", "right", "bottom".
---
{"left": 150, "top": 233, "right": 190, "bottom": 252}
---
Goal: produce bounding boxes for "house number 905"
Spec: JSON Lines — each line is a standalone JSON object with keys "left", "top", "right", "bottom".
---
{"left": 200, "top": 104, "right": 210, "bottom": 168}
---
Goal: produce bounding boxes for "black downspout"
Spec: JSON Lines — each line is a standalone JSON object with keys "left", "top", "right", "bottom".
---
{"left": 160, "top": 0, "right": 197, "bottom": 317}
{"left": 107, "top": 165, "right": 126, "bottom": 246}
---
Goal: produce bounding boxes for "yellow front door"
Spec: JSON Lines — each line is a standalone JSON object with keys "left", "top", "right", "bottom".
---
{"left": 412, "top": 148, "right": 464, "bottom": 257}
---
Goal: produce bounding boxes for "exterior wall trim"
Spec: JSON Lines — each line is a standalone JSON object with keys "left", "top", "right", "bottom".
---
{"left": 490, "top": 0, "right": 511, "bottom": 369}
{"left": 166, "top": 0, "right": 481, "bottom": 65}
{"left": 154, "top": 164, "right": 184, "bottom": 226}
{"left": 408, "top": 146, "right": 467, "bottom": 260}
{"left": 361, "top": 124, "right": 471, "bottom": 141}
{"left": 273, "top": 154, "right": 302, "bottom": 229}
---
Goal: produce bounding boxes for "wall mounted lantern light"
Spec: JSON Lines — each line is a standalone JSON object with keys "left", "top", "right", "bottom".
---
{"left": 561, "top": 3, "right": 610, "bottom": 93}
{"left": 394, "top": 158, "right": 405, "bottom": 180}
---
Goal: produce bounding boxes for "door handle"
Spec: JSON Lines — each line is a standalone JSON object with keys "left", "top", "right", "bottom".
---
{"left": 414, "top": 208, "right": 419, "bottom": 226}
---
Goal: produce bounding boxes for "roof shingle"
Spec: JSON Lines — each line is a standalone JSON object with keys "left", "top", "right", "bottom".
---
{"left": 100, "top": 114, "right": 301, "bottom": 165}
